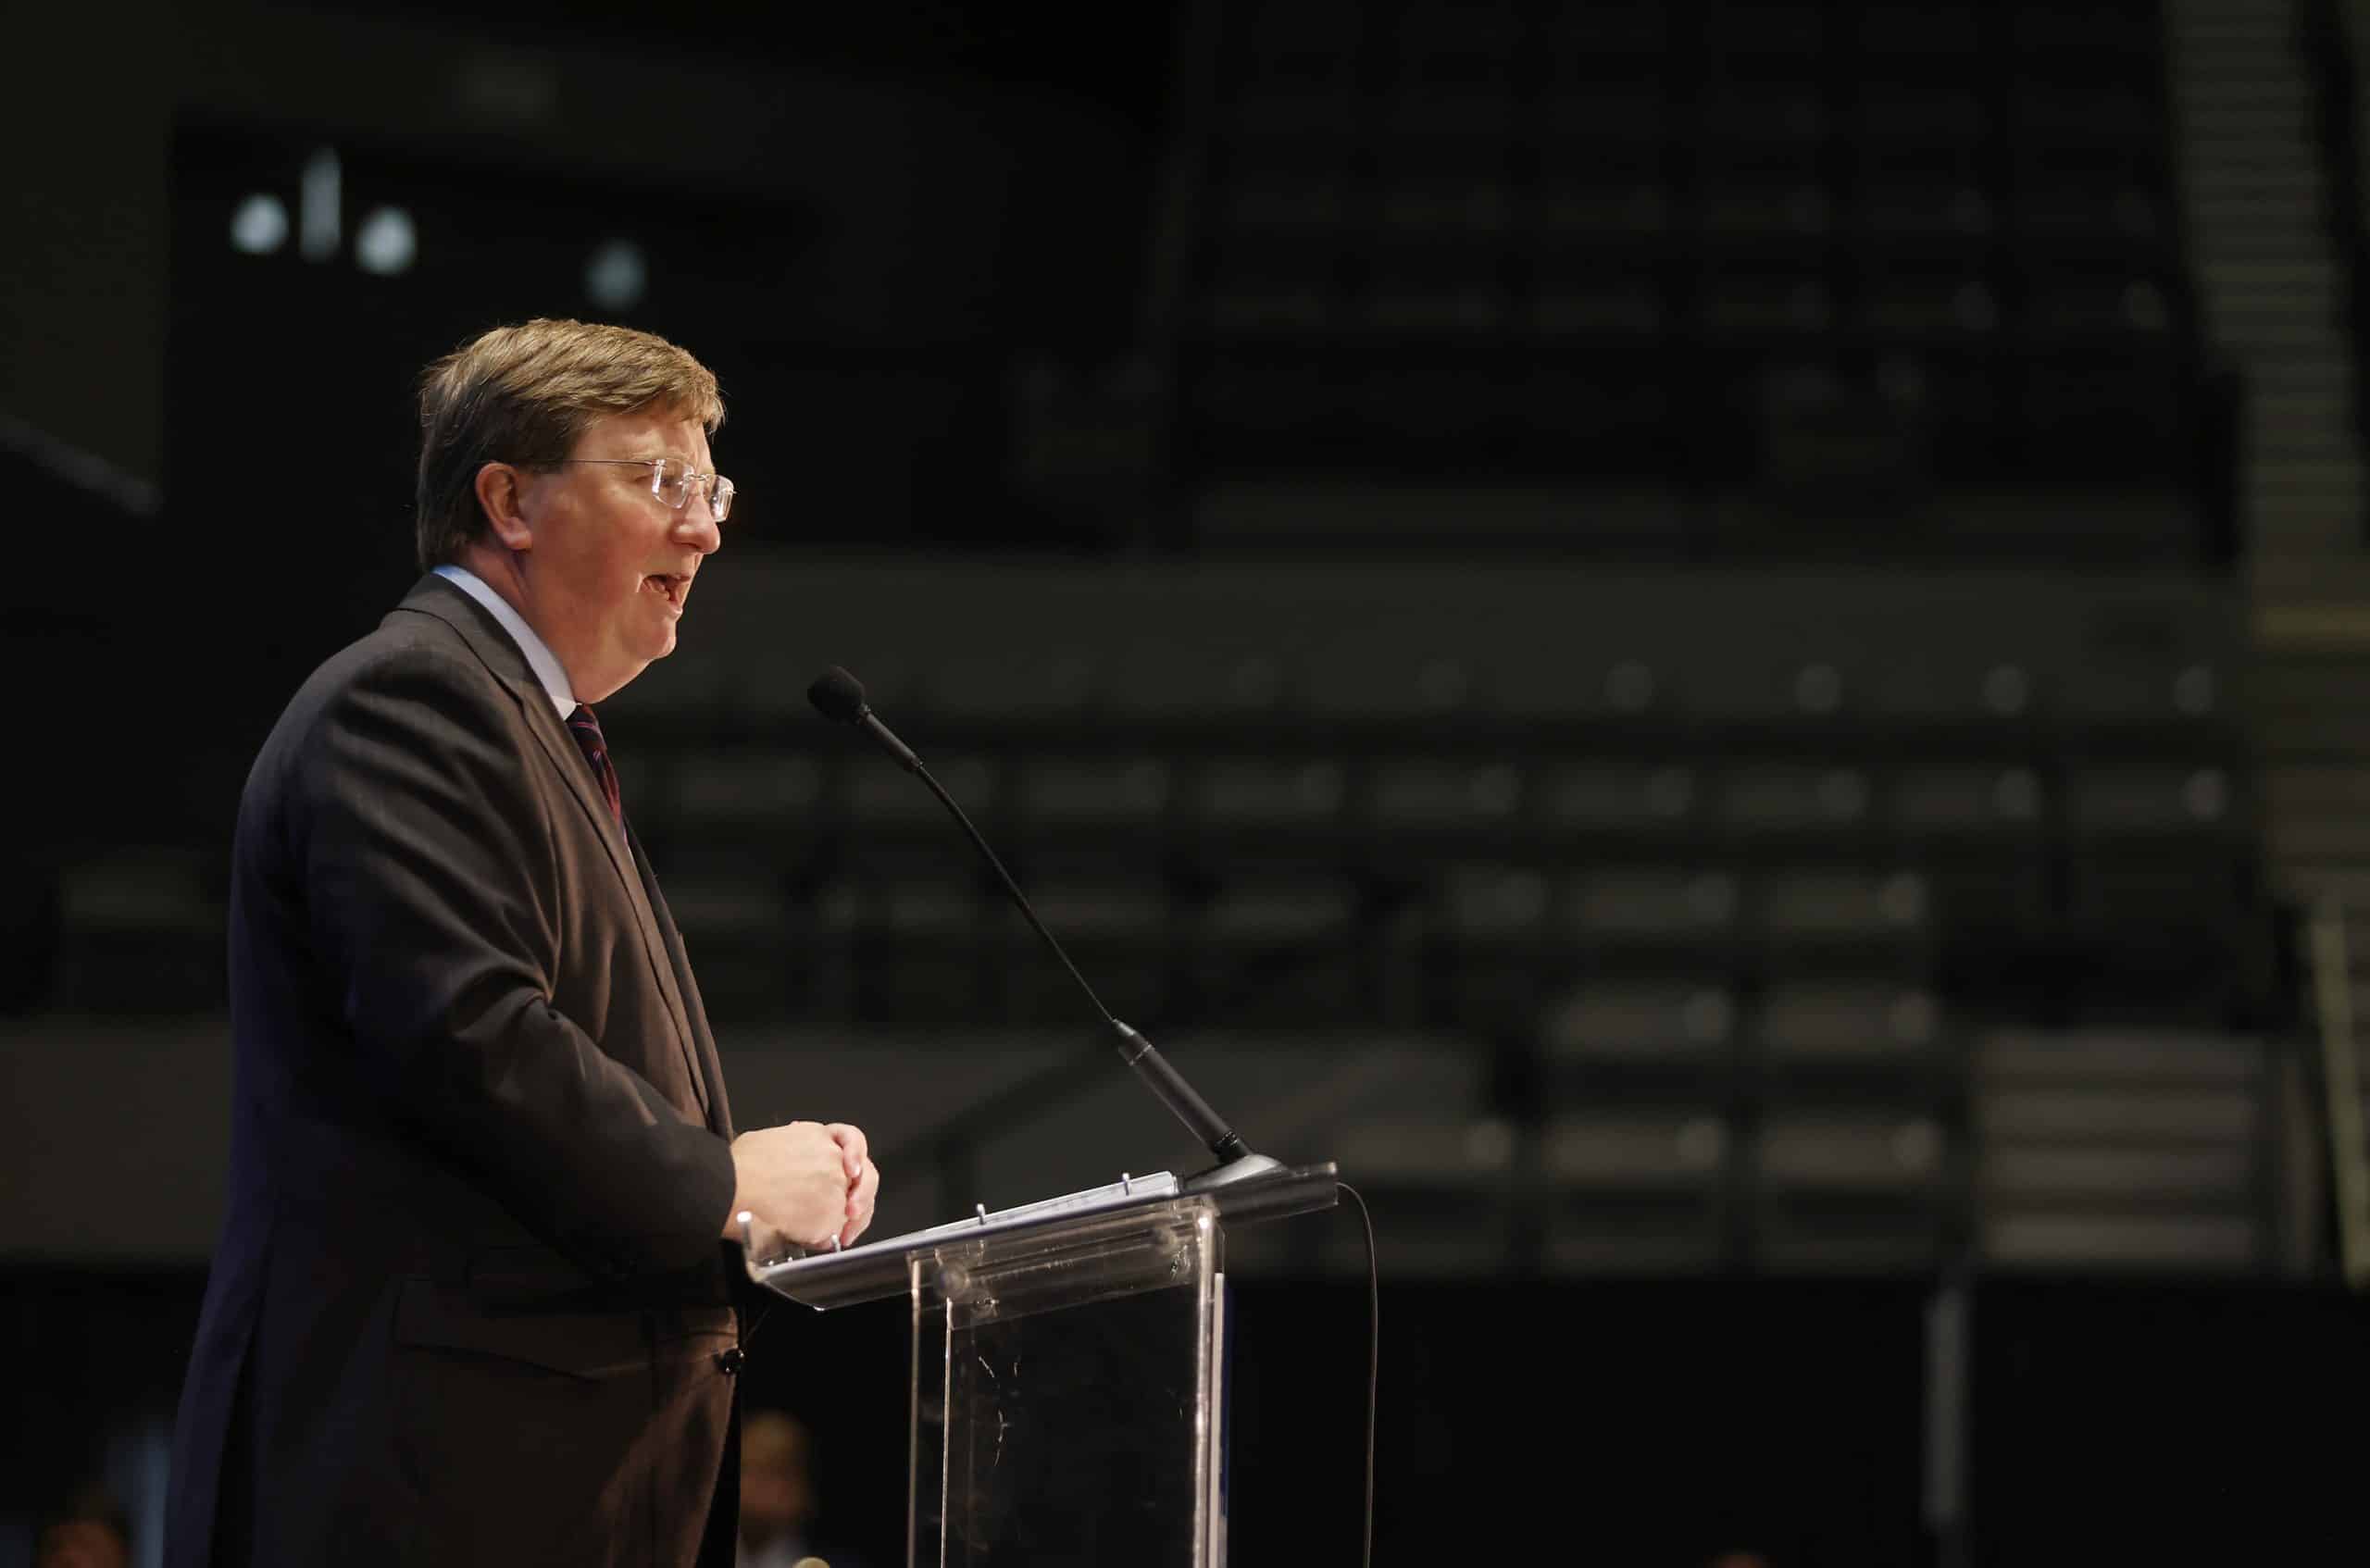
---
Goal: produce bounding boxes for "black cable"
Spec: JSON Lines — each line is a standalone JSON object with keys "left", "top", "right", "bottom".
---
{"left": 1338, "top": 1180, "right": 1378, "bottom": 1568}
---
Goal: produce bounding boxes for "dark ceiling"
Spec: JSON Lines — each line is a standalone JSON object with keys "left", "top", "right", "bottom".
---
{"left": 283, "top": 0, "right": 1184, "bottom": 128}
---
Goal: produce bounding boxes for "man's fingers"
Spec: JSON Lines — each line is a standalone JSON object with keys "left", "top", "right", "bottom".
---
{"left": 841, "top": 1198, "right": 876, "bottom": 1248}
{"left": 839, "top": 1159, "right": 879, "bottom": 1248}
{"left": 827, "top": 1122, "right": 868, "bottom": 1176}
{"left": 737, "top": 1212, "right": 798, "bottom": 1263}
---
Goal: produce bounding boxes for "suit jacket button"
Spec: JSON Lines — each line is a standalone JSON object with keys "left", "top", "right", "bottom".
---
{"left": 715, "top": 1346, "right": 745, "bottom": 1375}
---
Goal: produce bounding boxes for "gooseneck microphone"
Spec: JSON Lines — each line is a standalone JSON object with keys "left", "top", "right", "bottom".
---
{"left": 805, "top": 665, "right": 1283, "bottom": 1192}
{"left": 807, "top": 666, "right": 919, "bottom": 774}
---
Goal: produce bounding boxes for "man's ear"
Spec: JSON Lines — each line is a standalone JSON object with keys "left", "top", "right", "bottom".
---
{"left": 473, "top": 462, "right": 536, "bottom": 552}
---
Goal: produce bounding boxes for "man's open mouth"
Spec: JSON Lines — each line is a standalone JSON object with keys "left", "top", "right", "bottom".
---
{"left": 643, "top": 574, "right": 687, "bottom": 607}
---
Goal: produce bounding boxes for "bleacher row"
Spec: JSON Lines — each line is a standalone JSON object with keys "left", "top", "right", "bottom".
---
{"left": 634, "top": 746, "right": 2240, "bottom": 849}
{"left": 55, "top": 561, "right": 2267, "bottom": 1046}
{"left": 1178, "top": 0, "right": 2210, "bottom": 509}
{"left": 612, "top": 681, "right": 2253, "bottom": 1048}
{"left": 1389, "top": 1014, "right": 2262, "bottom": 1277}
{"left": 639, "top": 630, "right": 2232, "bottom": 735}
{"left": 730, "top": 1022, "right": 2273, "bottom": 1276}
{"left": 48, "top": 815, "right": 2255, "bottom": 1055}
{"left": 597, "top": 561, "right": 2262, "bottom": 1039}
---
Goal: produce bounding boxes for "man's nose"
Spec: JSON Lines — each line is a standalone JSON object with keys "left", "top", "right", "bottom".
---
{"left": 673, "top": 504, "right": 722, "bottom": 554}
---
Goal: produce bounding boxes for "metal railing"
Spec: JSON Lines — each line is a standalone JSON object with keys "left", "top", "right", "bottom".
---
{"left": 2306, "top": 894, "right": 2370, "bottom": 1287}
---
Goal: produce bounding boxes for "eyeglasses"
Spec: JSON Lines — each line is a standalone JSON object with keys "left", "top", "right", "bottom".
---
{"left": 539, "top": 457, "right": 735, "bottom": 523}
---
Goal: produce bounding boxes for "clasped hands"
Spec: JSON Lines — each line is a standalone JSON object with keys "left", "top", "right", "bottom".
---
{"left": 725, "top": 1119, "right": 879, "bottom": 1252}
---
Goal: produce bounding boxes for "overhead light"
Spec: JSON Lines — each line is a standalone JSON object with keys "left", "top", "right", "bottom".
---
{"left": 355, "top": 206, "right": 417, "bottom": 275}
{"left": 300, "top": 147, "right": 341, "bottom": 262}
{"left": 230, "top": 193, "right": 289, "bottom": 255}
{"left": 586, "top": 239, "right": 647, "bottom": 311}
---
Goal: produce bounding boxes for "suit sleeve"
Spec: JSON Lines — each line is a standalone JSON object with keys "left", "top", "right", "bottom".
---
{"left": 292, "top": 646, "right": 734, "bottom": 1280}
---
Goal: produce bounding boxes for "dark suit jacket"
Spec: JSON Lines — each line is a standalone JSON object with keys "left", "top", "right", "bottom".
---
{"left": 166, "top": 574, "right": 745, "bottom": 1566}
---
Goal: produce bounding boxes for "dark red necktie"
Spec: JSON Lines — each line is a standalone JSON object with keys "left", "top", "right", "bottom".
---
{"left": 565, "top": 703, "right": 624, "bottom": 824}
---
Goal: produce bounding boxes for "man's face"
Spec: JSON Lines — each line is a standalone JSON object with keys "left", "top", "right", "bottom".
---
{"left": 509, "top": 405, "right": 721, "bottom": 702}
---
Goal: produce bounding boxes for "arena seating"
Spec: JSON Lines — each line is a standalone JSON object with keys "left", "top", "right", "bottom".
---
{"left": 1177, "top": 0, "right": 2219, "bottom": 559}
{"left": 598, "top": 558, "right": 2272, "bottom": 1273}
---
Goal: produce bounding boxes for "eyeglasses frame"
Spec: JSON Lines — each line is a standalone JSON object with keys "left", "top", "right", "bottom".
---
{"left": 527, "top": 456, "right": 735, "bottom": 523}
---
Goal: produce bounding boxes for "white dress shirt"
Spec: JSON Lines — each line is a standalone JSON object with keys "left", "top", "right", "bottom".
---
{"left": 432, "top": 564, "right": 577, "bottom": 720}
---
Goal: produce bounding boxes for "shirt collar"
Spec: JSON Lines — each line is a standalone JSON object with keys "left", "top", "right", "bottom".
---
{"left": 432, "top": 564, "right": 577, "bottom": 720}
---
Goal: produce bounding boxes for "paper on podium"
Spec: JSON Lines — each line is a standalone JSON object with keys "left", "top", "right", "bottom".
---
{"left": 740, "top": 1171, "right": 1184, "bottom": 1310}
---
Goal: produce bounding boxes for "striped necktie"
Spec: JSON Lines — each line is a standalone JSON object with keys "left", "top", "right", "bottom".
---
{"left": 565, "top": 704, "right": 624, "bottom": 825}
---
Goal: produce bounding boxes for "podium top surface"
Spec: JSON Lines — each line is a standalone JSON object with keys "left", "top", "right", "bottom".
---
{"left": 745, "top": 1160, "right": 1340, "bottom": 1311}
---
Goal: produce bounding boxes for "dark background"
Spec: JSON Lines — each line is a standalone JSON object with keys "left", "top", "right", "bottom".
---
{"left": 7, "top": 0, "right": 2370, "bottom": 1563}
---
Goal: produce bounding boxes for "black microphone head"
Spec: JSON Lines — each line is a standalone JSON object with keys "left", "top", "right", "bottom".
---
{"left": 807, "top": 666, "right": 868, "bottom": 725}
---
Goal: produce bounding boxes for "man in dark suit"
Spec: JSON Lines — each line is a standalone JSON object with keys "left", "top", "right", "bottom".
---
{"left": 164, "top": 319, "right": 879, "bottom": 1565}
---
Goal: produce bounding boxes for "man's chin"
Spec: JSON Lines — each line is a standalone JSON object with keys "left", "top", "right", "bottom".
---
{"left": 580, "top": 650, "right": 667, "bottom": 703}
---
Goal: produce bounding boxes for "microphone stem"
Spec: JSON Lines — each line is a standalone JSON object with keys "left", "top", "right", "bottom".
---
{"left": 907, "top": 758, "right": 1116, "bottom": 1026}
{"left": 905, "top": 755, "right": 1248, "bottom": 1162}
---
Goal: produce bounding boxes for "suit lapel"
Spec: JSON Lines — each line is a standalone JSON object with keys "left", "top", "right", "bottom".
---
{"left": 518, "top": 714, "right": 714, "bottom": 1118}
{"left": 629, "top": 824, "right": 734, "bottom": 1139}
{"left": 393, "top": 578, "right": 712, "bottom": 1120}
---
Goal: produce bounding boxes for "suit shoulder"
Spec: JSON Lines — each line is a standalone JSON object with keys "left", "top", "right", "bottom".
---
{"left": 245, "top": 616, "right": 519, "bottom": 803}
{"left": 289, "top": 617, "right": 505, "bottom": 729}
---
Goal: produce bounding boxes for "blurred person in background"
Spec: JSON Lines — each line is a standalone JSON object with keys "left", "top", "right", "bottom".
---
{"left": 33, "top": 1487, "right": 131, "bottom": 1568}
{"left": 738, "top": 1408, "right": 866, "bottom": 1568}
{"left": 161, "top": 319, "right": 879, "bottom": 1567}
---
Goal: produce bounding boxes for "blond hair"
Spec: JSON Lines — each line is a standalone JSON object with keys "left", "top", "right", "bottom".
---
{"left": 414, "top": 317, "right": 725, "bottom": 569}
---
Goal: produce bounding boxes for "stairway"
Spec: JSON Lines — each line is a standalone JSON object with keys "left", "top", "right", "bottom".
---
{"left": 2168, "top": 0, "right": 2364, "bottom": 574}
{"left": 2169, "top": 0, "right": 2370, "bottom": 1279}
{"left": 1976, "top": 1028, "right": 2269, "bottom": 1271}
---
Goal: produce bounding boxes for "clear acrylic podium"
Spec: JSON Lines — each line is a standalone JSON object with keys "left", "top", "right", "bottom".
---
{"left": 742, "top": 1163, "right": 1338, "bottom": 1567}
